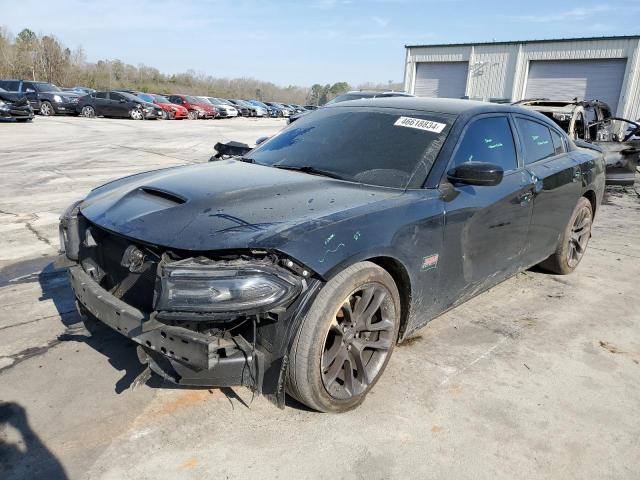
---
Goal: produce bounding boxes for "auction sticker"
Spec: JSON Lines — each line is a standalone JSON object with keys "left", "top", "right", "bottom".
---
{"left": 394, "top": 116, "right": 446, "bottom": 133}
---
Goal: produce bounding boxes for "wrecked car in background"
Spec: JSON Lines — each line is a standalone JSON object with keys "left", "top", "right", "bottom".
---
{"left": 517, "top": 99, "right": 640, "bottom": 186}
{"left": 58, "top": 98, "right": 605, "bottom": 412}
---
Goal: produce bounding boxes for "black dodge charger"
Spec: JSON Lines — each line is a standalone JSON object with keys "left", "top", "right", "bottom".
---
{"left": 59, "top": 98, "right": 605, "bottom": 412}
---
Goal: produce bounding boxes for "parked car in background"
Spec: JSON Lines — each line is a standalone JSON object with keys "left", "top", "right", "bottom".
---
{"left": 132, "top": 92, "right": 189, "bottom": 119}
{"left": 264, "top": 101, "right": 290, "bottom": 117}
{"left": 0, "top": 86, "right": 34, "bottom": 122}
{"left": 304, "top": 105, "right": 319, "bottom": 110}
{"left": 230, "top": 99, "right": 266, "bottom": 117}
{"left": 225, "top": 99, "right": 250, "bottom": 117}
{"left": 247, "top": 100, "right": 278, "bottom": 117}
{"left": 204, "top": 97, "right": 238, "bottom": 118}
{"left": 166, "top": 94, "right": 216, "bottom": 119}
{"left": 517, "top": 99, "right": 640, "bottom": 186}
{"left": 63, "top": 86, "right": 96, "bottom": 96}
{"left": 77, "top": 91, "right": 163, "bottom": 119}
{"left": 59, "top": 98, "right": 604, "bottom": 413}
{"left": 0, "top": 79, "right": 80, "bottom": 116}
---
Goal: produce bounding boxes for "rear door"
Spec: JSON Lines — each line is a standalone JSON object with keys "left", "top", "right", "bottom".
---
{"left": 514, "top": 116, "right": 582, "bottom": 266}
{"left": 107, "top": 92, "right": 129, "bottom": 117}
{"left": 438, "top": 115, "right": 534, "bottom": 311}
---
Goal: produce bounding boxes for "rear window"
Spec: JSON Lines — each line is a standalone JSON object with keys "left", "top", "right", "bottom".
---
{"left": 247, "top": 106, "right": 454, "bottom": 189}
{"left": 0, "top": 80, "right": 20, "bottom": 91}
{"left": 515, "top": 118, "right": 555, "bottom": 164}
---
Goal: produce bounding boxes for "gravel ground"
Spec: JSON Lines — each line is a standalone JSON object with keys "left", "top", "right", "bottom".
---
{"left": 0, "top": 115, "right": 639, "bottom": 480}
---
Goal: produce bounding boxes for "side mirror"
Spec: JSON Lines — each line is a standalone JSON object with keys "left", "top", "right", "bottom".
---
{"left": 256, "top": 136, "right": 270, "bottom": 146}
{"left": 447, "top": 162, "right": 504, "bottom": 187}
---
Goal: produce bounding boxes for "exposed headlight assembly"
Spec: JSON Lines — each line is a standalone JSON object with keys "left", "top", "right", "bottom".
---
{"left": 157, "top": 258, "right": 303, "bottom": 314}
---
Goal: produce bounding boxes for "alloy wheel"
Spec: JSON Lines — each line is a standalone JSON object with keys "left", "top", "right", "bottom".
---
{"left": 40, "top": 102, "right": 53, "bottom": 116}
{"left": 81, "top": 106, "right": 95, "bottom": 118}
{"left": 321, "top": 283, "right": 396, "bottom": 400}
{"left": 567, "top": 204, "right": 592, "bottom": 268}
{"left": 188, "top": 110, "right": 198, "bottom": 120}
{"left": 130, "top": 108, "right": 143, "bottom": 120}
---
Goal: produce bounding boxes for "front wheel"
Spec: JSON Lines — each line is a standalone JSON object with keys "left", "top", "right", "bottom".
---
{"left": 39, "top": 101, "right": 54, "bottom": 116}
{"left": 287, "top": 261, "right": 400, "bottom": 412}
{"left": 539, "top": 197, "right": 593, "bottom": 274}
{"left": 187, "top": 110, "right": 198, "bottom": 120}
{"left": 130, "top": 108, "right": 144, "bottom": 120}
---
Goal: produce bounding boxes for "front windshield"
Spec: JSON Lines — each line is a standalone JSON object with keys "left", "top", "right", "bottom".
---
{"left": 35, "top": 82, "right": 61, "bottom": 92}
{"left": 154, "top": 94, "right": 170, "bottom": 103}
{"left": 208, "top": 98, "right": 222, "bottom": 105}
{"left": 137, "top": 93, "right": 154, "bottom": 103}
{"left": 197, "top": 97, "right": 211, "bottom": 103}
{"left": 246, "top": 106, "right": 454, "bottom": 189}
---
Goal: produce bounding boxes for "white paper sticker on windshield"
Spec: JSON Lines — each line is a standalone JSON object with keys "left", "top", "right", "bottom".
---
{"left": 394, "top": 116, "right": 446, "bottom": 133}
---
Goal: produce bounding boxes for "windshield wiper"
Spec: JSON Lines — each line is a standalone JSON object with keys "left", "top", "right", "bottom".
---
{"left": 272, "top": 164, "right": 344, "bottom": 180}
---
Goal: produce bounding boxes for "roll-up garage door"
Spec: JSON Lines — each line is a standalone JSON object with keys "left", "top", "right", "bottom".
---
{"left": 525, "top": 59, "right": 627, "bottom": 112}
{"left": 414, "top": 62, "right": 468, "bottom": 98}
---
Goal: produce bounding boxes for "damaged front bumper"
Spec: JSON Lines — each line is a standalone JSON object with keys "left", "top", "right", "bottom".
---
{"left": 69, "top": 264, "right": 261, "bottom": 387}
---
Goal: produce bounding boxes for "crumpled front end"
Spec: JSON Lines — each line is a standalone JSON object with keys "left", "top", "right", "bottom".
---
{"left": 59, "top": 203, "right": 320, "bottom": 406}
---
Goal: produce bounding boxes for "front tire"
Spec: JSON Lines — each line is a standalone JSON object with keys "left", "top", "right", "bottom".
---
{"left": 539, "top": 197, "right": 593, "bottom": 274}
{"left": 187, "top": 110, "right": 198, "bottom": 120}
{"left": 130, "top": 108, "right": 143, "bottom": 120}
{"left": 287, "top": 262, "right": 400, "bottom": 412}
{"left": 39, "top": 101, "right": 54, "bottom": 116}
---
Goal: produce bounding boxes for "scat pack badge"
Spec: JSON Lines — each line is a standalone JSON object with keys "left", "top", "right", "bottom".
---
{"left": 421, "top": 254, "right": 439, "bottom": 271}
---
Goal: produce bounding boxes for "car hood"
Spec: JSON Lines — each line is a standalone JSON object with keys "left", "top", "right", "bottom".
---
{"left": 79, "top": 160, "right": 401, "bottom": 252}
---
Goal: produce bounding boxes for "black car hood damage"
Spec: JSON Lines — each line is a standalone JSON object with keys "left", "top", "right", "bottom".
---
{"left": 0, "top": 91, "right": 27, "bottom": 104}
{"left": 80, "top": 160, "right": 401, "bottom": 255}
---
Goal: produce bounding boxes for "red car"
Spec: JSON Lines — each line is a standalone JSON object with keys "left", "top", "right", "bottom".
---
{"left": 121, "top": 91, "right": 189, "bottom": 120}
{"left": 166, "top": 94, "right": 217, "bottom": 119}
{"left": 150, "top": 93, "right": 189, "bottom": 119}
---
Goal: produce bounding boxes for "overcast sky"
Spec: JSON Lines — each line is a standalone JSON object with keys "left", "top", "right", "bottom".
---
{"left": 2, "top": 0, "right": 639, "bottom": 86}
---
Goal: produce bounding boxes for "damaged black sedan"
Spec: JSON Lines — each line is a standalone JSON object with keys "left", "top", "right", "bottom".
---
{"left": 59, "top": 98, "right": 605, "bottom": 412}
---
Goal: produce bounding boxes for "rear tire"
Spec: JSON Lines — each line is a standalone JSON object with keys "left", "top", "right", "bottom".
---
{"left": 287, "top": 261, "right": 400, "bottom": 412}
{"left": 539, "top": 197, "right": 593, "bottom": 274}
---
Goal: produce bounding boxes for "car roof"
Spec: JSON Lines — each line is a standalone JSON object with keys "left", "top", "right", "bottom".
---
{"left": 325, "top": 97, "right": 525, "bottom": 115}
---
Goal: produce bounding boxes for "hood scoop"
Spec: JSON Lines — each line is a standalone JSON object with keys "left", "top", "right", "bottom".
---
{"left": 139, "top": 187, "right": 186, "bottom": 205}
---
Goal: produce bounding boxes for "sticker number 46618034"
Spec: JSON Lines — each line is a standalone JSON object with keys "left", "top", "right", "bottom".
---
{"left": 394, "top": 116, "right": 447, "bottom": 133}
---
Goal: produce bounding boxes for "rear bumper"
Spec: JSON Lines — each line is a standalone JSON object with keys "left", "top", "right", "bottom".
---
{"left": 68, "top": 264, "right": 260, "bottom": 387}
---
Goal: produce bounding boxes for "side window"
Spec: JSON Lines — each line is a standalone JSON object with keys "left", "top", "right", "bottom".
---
{"left": 550, "top": 129, "right": 566, "bottom": 156}
{"left": 23, "top": 82, "right": 36, "bottom": 92}
{"left": 95, "top": 91, "right": 108, "bottom": 99}
{"left": 515, "top": 118, "right": 555, "bottom": 164}
{"left": 109, "top": 92, "right": 123, "bottom": 101}
{"left": 451, "top": 117, "right": 518, "bottom": 172}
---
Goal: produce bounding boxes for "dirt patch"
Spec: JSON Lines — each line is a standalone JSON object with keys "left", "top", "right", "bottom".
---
{"left": 154, "top": 389, "right": 220, "bottom": 417}
{"left": 399, "top": 334, "right": 423, "bottom": 347}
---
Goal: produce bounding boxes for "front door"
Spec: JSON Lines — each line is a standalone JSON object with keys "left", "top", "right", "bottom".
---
{"left": 437, "top": 115, "right": 534, "bottom": 311}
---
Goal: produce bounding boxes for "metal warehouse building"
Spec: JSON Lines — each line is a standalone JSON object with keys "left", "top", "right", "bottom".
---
{"left": 403, "top": 35, "right": 640, "bottom": 120}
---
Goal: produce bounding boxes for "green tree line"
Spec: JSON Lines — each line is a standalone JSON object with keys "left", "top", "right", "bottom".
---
{"left": 0, "top": 27, "right": 401, "bottom": 105}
